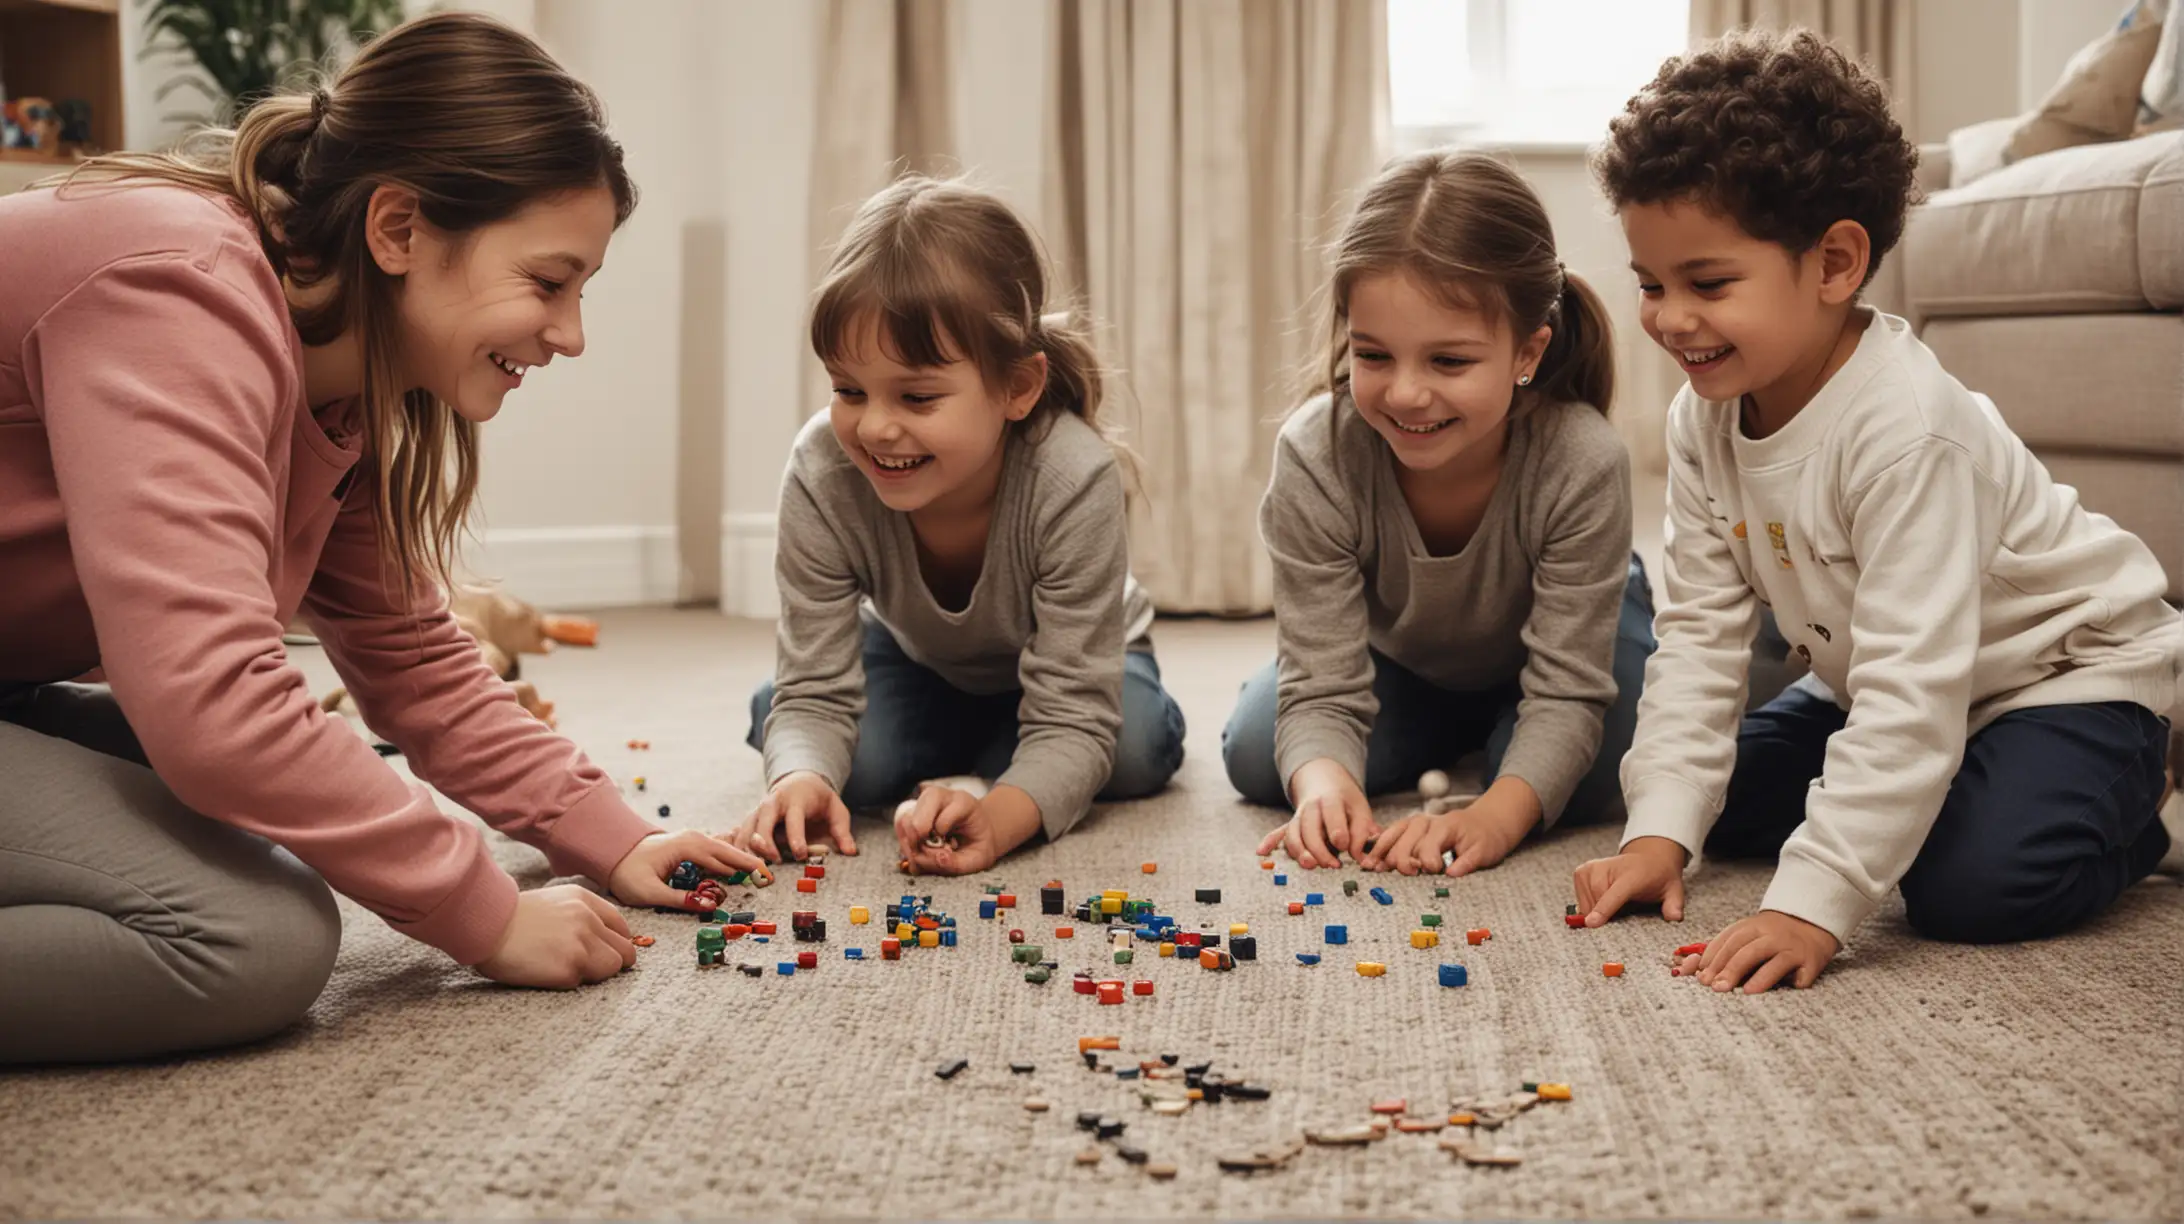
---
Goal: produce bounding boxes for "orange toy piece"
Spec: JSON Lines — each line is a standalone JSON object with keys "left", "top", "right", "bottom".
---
{"left": 540, "top": 614, "right": 598, "bottom": 647}
{"left": 1603, "top": 962, "right": 1625, "bottom": 977}
{"left": 1054, "top": 926, "right": 1075, "bottom": 939}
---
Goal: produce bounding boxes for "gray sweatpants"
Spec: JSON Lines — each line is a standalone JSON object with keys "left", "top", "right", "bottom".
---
{"left": 0, "top": 683, "right": 341, "bottom": 1064}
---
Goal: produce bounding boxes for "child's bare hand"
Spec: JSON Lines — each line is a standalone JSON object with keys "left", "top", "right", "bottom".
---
{"left": 1572, "top": 835, "right": 1689, "bottom": 925}
{"left": 474, "top": 884, "right": 636, "bottom": 989}
{"left": 736, "top": 771, "right": 857, "bottom": 861}
{"left": 895, "top": 783, "right": 1041, "bottom": 875}
{"left": 607, "top": 829, "right": 764, "bottom": 907}
{"left": 1256, "top": 758, "right": 1378, "bottom": 869}
{"left": 1687, "top": 911, "right": 1838, "bottom": 992}
{"left": 1362, "top": 798, "right": 1534, "bottom": 876}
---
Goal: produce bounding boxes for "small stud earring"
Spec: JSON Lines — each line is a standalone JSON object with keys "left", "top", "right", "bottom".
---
{"left": 1517, "top": 373, "right": 1532, "bottom": 386}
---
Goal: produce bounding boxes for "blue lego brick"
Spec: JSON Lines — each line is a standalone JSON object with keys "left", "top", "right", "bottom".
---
{"left": 979, "top": 899, "right": 998, "bottom": 920}
{"left": 940, "top": 929, "right": 958, "bottom": 947}
{"left": 752, "top": 935, "right": 770, "bottom": 943}
{"left": 1273, "top": 873, "right": 1287, "bottom": 885}
{"left": 1296, "top": 952, "right": 1322, "bottom": 966}
{"left": 777, "top": 962, "right": 796, "bottom": 975}
{"left": 844, "top": 947, "right": 864, "bottom": 960}
{"left": 1439, "top": 964, "right": 1468, "bottom": 988}
{"left": 1305, "top": 892, "right": 1325, "bottom": 906}
{"left": 1370, "top": 887, "right": 1394, "bottom": 905}
{"left": 1324, "top": 924, "right": 1348, "bottom": 945}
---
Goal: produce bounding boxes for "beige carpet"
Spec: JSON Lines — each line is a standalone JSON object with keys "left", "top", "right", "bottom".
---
{"left": 3, "top": 609, "right": 2179, "bottom": 1221}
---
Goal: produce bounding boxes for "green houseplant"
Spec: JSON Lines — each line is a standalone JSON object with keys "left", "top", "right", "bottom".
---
{"left": 141, "top": 0, "right": 405, "bottom": 123}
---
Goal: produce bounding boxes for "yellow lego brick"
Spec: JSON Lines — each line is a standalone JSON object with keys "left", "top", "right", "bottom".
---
{"left": 918, "top": 929, "right": 939, "bottom": 948}
{"left": 1100, "top": 898, "right": 1123, "bottom": 914}
{"left": 1159, "top": 942, "right": 1175, "bottom": 958}
{"left": 1356, "top": 961, "right": 1387, "bottom": 977}
{"left": 896, "top": 922, "right": 916, "bottom": 940}
{"left": 1229, "top": 923, "right": 1249, "bottom": 936}
{"left": 849, "top": 906, "right": 870, "bottom": 925}
{"left": 1411, "top": 929, "right": 1438, "bottom": 949}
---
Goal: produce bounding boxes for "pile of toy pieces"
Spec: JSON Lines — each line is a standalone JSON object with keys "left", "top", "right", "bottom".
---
{"left": 929, "top": 1037, "right": 1573, "bottom": 1176}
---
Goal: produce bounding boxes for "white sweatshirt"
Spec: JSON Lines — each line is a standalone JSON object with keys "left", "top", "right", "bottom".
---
{"left": 1620, "top": 310, "right": 2181, "bottom": 941}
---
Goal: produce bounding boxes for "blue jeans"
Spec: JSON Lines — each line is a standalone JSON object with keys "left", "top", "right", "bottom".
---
{"left": 747, "top": 620, "right": 1187, "bottom": 808}
{"left": 1708, "top": 685, "right": 2172, "bottom": 944}
{"left": 1221, "top": 553, "right": 1658, "bottom": 827}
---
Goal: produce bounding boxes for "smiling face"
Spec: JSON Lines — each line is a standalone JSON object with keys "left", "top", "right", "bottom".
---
{"left": 824, "top": 312, "right": 1044, "bottom": 515}
{"left": 389, "top": 184, "right": 617, "bottom": 423}
{"left": 1621, "top": 197, "right": 1864, "bottom": 419}
{"left": 1345, "top": 270, "right": 1549, "bottom": 473}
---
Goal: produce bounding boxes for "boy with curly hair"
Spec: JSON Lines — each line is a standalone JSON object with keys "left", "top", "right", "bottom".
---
{"left": 1573, "top": 28, "right": 2181, "bottom": 991}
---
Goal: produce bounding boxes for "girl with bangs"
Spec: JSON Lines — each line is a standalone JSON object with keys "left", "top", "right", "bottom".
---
{"left": 733, "top": 176, "right": 1185, "bottom": 875}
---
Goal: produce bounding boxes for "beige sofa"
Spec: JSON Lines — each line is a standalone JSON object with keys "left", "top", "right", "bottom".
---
{"left": 1878, "top": 132, "right": 2183, "bottom": 602}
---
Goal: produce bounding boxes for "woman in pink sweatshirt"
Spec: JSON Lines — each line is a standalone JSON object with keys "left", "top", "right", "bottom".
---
{"left": 0, "top": 12, "right": 758, "bottom": 1064}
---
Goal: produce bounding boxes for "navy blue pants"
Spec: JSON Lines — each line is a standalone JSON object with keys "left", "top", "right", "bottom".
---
{"left": 748, "top": 620, "right": 1186, "bottom": 808}
{"left": 1710, "top": 684, "right": 2172, "bottom": 944}
{"left": 1220, "top": 553, "right": 1658, "bottom": 827}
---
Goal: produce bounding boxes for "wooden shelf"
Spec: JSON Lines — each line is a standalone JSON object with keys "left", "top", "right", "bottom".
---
{"left": 0, "top": 0, "right": 123, "bottom": 153}
{"left": 0, "top": 145, "right": 73, "bottom": 163}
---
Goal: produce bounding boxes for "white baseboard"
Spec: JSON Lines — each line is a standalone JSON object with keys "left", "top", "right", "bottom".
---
{"left": 720, "top": 512, "right": 779, "bottom": 619}
{"left": 463, "top": 525, "right": 682, "bottom": 609}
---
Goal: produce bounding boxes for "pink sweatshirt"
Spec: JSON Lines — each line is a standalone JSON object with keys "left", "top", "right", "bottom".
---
{"left": 0, "top": 182, "right": 659, "bottom": 964}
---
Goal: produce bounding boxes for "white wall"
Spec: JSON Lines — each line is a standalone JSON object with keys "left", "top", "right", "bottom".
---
{"left": 2018, "top": 0, "right": 2129, "bottom": 111}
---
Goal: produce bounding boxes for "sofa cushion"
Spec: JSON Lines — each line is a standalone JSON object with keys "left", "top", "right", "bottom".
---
{"left": 1922, "top": 313, "right": 2184, "bottom": 457}
{"left": 2004, "top": 13, "right": 2163, "bottom": 163}
{"left": 1905, "top": 132, "right": 2184, "bottom": 318}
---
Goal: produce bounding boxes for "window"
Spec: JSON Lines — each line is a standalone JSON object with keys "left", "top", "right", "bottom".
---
{"left": 1389, "top": 0, "right": 1690, "bottom": 149}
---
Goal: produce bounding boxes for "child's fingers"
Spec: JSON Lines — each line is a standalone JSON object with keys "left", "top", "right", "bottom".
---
{"left": 1743, "top": 951, "right": 1799, "bottom": 994}
{"left": 1573, "top": 862, "right": 1599, "bottom": 914}
{"left": 690, "top": 831, "right": 765, "bottom": 874}
{"left": 1283, "top": 825, "right": 1309, "bottom": 870}
{"left": 1585, "top": 871, "right": 1638, "bottom": 926}
{"left": 1298, "top": 799, "right": 1337, "bottom": 870}
{"left": 1254, "top": 823, "right": 1287, "bottom": 858}
{"left": 826, "top": 794, "right": 859, "bottom": 856}
{"left": 1701, "top": 930, "right": 1762, "bottom": 988}
{"left": 579, "top": 886, "right": 636, "bottom": 940}
{"left": 932, "top": 792, "right": 979, "bottom": 839}
{"left": 1355, "top": 814, "right": 1399, "bottom": 870}
{"left": 1662, "top": 872, "right": 1686, "bottom": 922}
{"left": 781, "top": 797, "right": 812, "bottom": 860}
{"left": 1792, "top": 957, "right": 1824, "bottom": 990}
{"left": 746, "top": 799, "right": 782, "bottom": 863}
{"left": 1385, "top": 819, "right": 1430, "bottom": 876}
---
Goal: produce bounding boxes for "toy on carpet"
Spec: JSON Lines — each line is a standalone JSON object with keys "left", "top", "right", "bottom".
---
{"left": 319, "top": 582, "right": 597, "bottom": 730}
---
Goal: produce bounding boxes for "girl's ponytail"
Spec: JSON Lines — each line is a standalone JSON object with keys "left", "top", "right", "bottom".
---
{"left": 1530, "top": 268, "right": 1615, "bottom": 416}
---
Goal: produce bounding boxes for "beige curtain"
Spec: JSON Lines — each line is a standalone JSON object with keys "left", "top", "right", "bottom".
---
{"left": 1624, "top": 0, "right": 1915, "bottom": 467}
{"left": 1043, "top": 0, "right": 1389, "bottom": 616}
{"left": 801, "top": 0, "right": 958, "bottom": 413}
{"left": 1689, "top": 1, "right": 1914, "bottom": 129}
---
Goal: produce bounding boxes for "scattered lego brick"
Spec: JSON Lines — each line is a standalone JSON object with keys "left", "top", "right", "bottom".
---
{"left": 1296, "top": 952, "right": 1322, "bottom": 966}
{"left": 1371, "top": 1099, "right": 1408, "bottom": 1114}
{"left": 1133, "top": 980, "right": 1154, "bottom": 996}
{"left": 1603, "top": 962, "right": 1625, "bottom": 977}
{"left": 935, "top": 1058, "right": 968, "bottom": 1080}
{"left": 1467, "top": 928, "right": 1490, "bottom": 945}
{"left": 1421, "top": 913, "right": 1442, "bottom": 927}
{"left": 1325, "top": 924, "right": 1348, "bottom": 945}
{"left": 1370, "top": 886, "right": 1395, "bottom": 905}
{"left": 1141, "top": 863, "right": 1157, "bottom": 874}
{"left": 1439, "top": 964, "right": 1468, "bottom": 987}
{"left": 1195, "top": 888, "right": 1221, "bottom": 903}
{"left": 1356, "top": 961, "right": 1387, "bottom": 977}
{"left": 1411, "top": 929, "right": 1439, "bottom": 949}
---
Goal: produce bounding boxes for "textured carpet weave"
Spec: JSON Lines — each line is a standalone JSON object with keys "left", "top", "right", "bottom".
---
{"left": 2, "top": 610, "right": 2178, "bottom": 1220}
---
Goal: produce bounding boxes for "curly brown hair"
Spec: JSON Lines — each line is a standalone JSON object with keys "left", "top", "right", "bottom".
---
{"left": 1592, "top": 27, "right": 1919, "bottom": 288}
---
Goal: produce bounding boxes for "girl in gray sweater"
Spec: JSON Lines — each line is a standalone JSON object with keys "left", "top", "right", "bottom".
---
{"left": 1224, "top": 150, "right": 1654, "bottom": 876}
{"left": 734, "top": 176, "right": 1183, "bottom": 875}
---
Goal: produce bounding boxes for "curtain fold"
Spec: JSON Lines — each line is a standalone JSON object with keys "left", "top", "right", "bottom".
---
{"left": 801, "top": 0, "right": 958, "bottom": 414}
{"left": 1043, "top": 0, "right": 1388, "bottom": 615}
